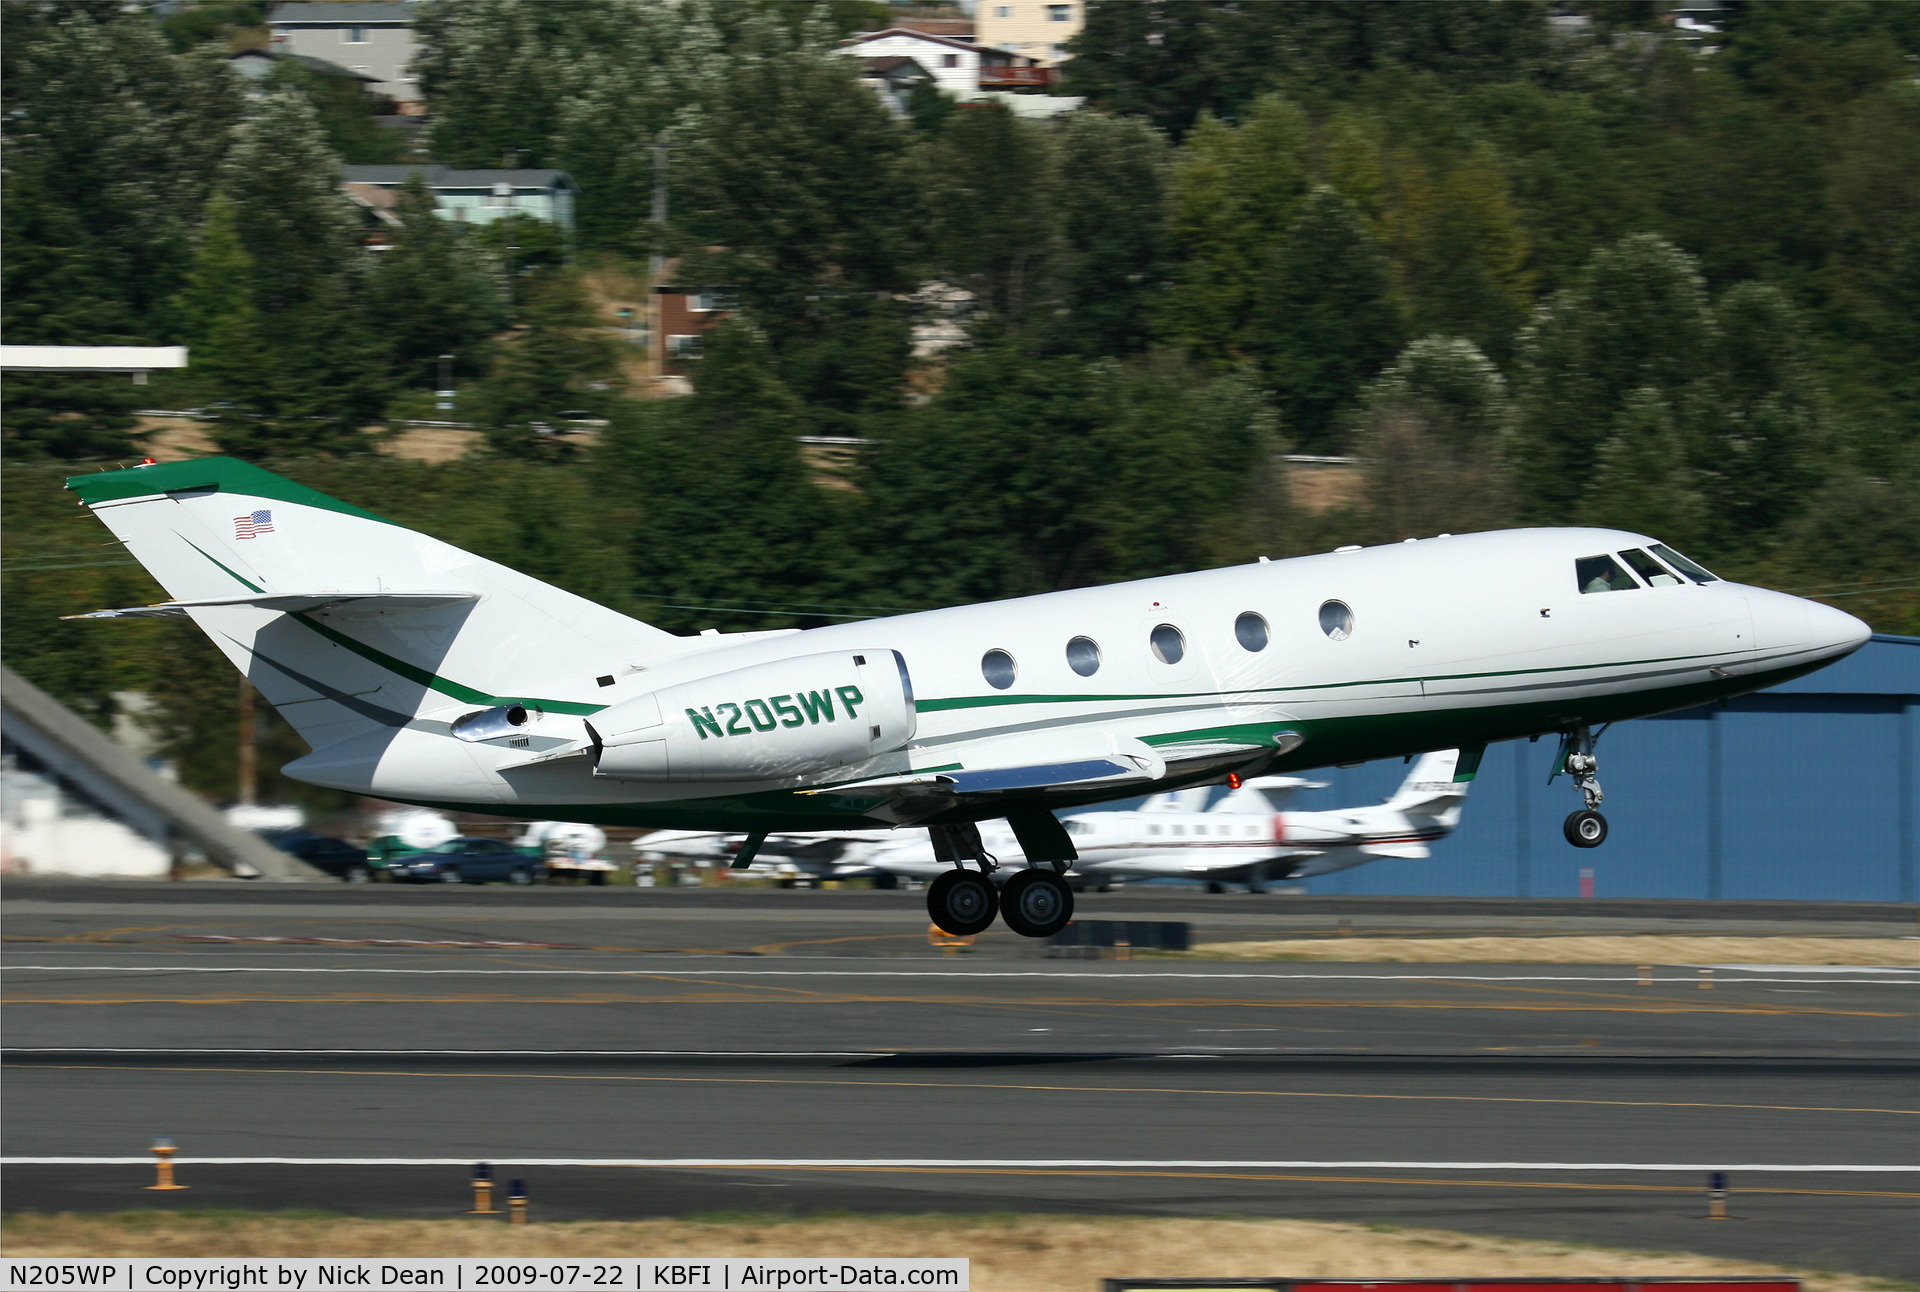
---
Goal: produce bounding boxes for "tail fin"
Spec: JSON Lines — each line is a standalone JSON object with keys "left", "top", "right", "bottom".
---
{"left": 67, "top": 457, "right": 681, "bottom": 757}
{"left": 1386, "top": 747, "right": 1476, "bottom": 811}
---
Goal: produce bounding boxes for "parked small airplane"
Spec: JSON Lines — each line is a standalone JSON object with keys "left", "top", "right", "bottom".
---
{"left": 66, "top": 458, "right": 1868, "bottom": 939}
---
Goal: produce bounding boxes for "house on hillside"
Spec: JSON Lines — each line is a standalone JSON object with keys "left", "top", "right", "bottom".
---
{"left": 976, "top": 1, "right": 1084, "bottom": 69}
{"left": 229, "top": 47, "right": 384, "bottom": 98}
{"left": 339, "top": 165, "right": 578, "bottom": 232}
{"left": 268, "top": 1, "right": 420, "bottom": 110}
{"left": 860, "top": 56, "right": 935, "bottom": 117}
{"left": 840, "top": 27, "right": 1040, "bottom": 98}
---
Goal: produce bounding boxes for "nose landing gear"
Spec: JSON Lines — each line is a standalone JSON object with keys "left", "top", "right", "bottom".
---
{"left": 1555, "top": 725, "right": 1609, "bottom": 848}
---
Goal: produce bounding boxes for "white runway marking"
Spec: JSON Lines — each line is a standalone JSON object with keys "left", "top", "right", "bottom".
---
{"left": 6, "top": 964, "right": 1918, "bottom": 984}
{"left": 2, "top": 1156, "right": 1914, "bottom": 1171}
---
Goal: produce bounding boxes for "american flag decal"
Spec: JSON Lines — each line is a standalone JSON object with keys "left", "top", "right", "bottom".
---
{"left": 234, "top": 509, "right": 274, "bottom": 540}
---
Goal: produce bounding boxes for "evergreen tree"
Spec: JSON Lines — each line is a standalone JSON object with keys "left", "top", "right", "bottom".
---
{"left": 920, "top": 102, "right": 1057, "bottom": 331}
{"left": 1384, "top": 146, "right": 1534, "bottom": 364}
{"left": 1508, "top": 234, "right": 1717, "bottom": 519}
{"left": 598, "top": 320, "right": 843, "bottom": 630}
{"left": 1248, "top": 186, "right": 1403, "bottom": 452}
{"left": 675, "top": 36, "right": 917, "bottom": 421}
{"left": 265, "top": 58, "right": 407, "bottom": 165}
{"left": 1580, "top": 386, "right": 1708, "bottom": 548}
{"left": 174, "top": 196, "right": 269, "bottom": 413}
{"left": 1701, "top": 282, "right": 1826, "bottom": 541}
{"left": 1162, "top": 96, "right": 1311, "bottom": 370}
{"left": 1054, "top": 113, "right": 1172, "bottom": 358}
{"left": 373, "top": 177, "right": 507, "bottom": 389}
{"left": 477, "top": 270, "right": 618, "bottom": 459}
{"left": 1355, "top": 336, "right": 1514, "bottom": 541}
{"left": 1, "top": 6, "right": 242, "bottom": 458}
{"left": 218, "top": 89, "right": 389, "bottom": 456}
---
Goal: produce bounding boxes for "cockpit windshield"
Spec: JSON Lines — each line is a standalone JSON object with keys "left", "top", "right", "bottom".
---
{"left": 1619, "top": 548, "right": 1682, "bottom": 587}
{"left": 1649, "top": 542, "right": 1719, "bottom": 584}
{"left": 1576, "top": 554, "right": 1640, "bottom": 594}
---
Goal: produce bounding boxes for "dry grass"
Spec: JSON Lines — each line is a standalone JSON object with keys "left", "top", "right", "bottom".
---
{"left": 1, "top": 1212, "right": 1896, "bottom": 1292}
{"left": 1192, "top": 935, "right": 1920, "bottom": 964}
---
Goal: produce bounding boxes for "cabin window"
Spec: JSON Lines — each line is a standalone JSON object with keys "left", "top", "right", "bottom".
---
{"left": 1149, "top": 623, "right": 1185, "bottom": 664}
{"left": 1619, "top": 548, "right": 1682, "bottom": 587}
{"left": 1651, "top": 542, "right": 1720, "bottom": 584}
{"left": 1576, "top": 554, "right": 1640, "bottom": 594}
{"left": 1065, "top": 819, "right": 1092, "bottom": 835}
{"left": 1235, "top": 611, "right": 1269, "bottom": 652}
{"left": 1149, "top": 824, "right": 1162, "bottom": 836}
{"left": 981, "top": 648, "right": 1017, "bottom": 690}
{"left": 1172, "top": 824, "right": 1185, "bottom": 836}
{"left": 1066, "top": 636, "right": 1102, "bottom": 677}
{"left": 1318, "top": 600, "right": 1354, "bottom": 640}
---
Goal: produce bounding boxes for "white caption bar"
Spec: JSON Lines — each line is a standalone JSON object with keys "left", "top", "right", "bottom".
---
{"left": 0, "top": 1258, "right": 967, "bottom": 1291}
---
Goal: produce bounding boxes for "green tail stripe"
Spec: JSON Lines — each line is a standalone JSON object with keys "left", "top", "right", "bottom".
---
{"left": 185, "top": 530, "right": 601, "bottom": 717}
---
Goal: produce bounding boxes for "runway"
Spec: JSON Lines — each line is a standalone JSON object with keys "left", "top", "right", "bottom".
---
{"left": 4, "top": 880, "right": 1916, "bottom": 1276}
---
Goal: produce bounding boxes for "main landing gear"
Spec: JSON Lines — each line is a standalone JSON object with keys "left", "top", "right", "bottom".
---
{"left": 1556, "top": 725, "right": 1609, "bottom": 848}
{"left": 925, "top": 817, "right": 1077, "bottom": 939}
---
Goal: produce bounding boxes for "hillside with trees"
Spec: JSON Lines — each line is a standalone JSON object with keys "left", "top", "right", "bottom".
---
{"left": 4, "top": 0, "right": 1916, "bottom": 805}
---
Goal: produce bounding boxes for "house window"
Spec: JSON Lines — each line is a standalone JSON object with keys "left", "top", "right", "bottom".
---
{"left": 943, "top": 53, "right": 958, "bottom": 68}
{"left": 668, "top": 335, "right": 702, "bottom": 359}
{"left": 690, "top": 290, "right": 737, "bottom": 313}
{"left": 345, "top": 25, "right": 367, "bottom": 43}
{"left": 1047, "top": 3, "right": 1071, "bottom": 20}
{"left": 995, "top": 4, "right": 1012, "bottom": 15}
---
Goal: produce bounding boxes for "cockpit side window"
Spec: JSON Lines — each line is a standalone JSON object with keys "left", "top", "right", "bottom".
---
{"left": 1619, "top": 548, "right": 1682, "bottom": 587}
{"left": 1576, "top": 554, "right": 1640, "bottom": 594}
{"left": 1650, "top": 542, "right": 1720, "bottom": 584}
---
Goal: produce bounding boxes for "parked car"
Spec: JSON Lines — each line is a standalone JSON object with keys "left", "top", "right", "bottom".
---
{"left": 261, "top": 830, "right": 373, "bottom": 883}
{"left": 388, "top": 837, "right": 544, "bottom": 885}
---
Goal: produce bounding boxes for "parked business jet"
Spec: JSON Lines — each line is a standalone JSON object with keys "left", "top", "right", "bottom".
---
{"left": 821, "top": 750, "right": 1465, "bottom": 892}
{"left": 67, "top": 458, "right": 1868, "bottom": 938}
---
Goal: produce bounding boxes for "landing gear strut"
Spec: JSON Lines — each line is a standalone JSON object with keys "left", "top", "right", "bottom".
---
{"left": 1556, "top": 725, "right": 1609, "bottom": 849}
{"left": 926, "top": 823, "right": 998, "bottom": 936}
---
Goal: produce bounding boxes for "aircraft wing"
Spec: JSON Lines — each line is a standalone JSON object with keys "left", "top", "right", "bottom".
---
{"left": 799, "top": 733, "right": 1166, "bottom": 825}
{"left": 799, "top": 728, "right": 1295, "bottom": 825}
{"left": 65, "top": 591, "right": 479, "bottom": 620}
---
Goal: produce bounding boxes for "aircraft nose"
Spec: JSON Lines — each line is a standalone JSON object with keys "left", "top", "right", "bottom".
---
{"left": 1748, "top": 587, "right": 1870, "bottom": 658}
{"left": 1805, "top": 596, "right": 1872, "bottom": 659}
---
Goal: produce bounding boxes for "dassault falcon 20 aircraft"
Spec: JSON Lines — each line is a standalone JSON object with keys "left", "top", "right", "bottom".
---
{"left": 66, "top": 457, "right": 1869, "bottom": 939}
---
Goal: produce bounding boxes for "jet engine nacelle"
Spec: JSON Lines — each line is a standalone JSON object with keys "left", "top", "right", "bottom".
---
{"left": 586, "top": 649, "right": 916, "bottom": 783}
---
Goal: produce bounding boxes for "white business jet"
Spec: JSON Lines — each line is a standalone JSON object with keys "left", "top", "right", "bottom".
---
{"left": 856, "top": 749, "right": 1467, "bottom": 892}
{"left": 67, "top": 458, "right": 1868, "bottom": 939}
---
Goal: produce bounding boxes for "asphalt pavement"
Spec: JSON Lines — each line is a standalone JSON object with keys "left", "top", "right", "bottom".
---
{"left": 3, "top": 879, "right": 1916, "bottom": 1277}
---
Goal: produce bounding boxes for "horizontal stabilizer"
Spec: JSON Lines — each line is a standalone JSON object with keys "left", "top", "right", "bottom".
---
{"left": 64, "top": 590, "right": 480, "bottom": 620}
{"left": 1361, "top": 842, "right": 1431, "bottom": 860}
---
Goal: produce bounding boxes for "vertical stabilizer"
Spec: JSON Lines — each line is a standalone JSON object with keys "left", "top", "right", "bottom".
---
{"left": 66, "top": 457, "right": 680, "bottom": 757}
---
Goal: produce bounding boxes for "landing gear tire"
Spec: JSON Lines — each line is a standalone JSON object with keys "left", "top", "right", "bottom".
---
{"left": 1564, "top": 809, "right": 1608, "bottom": 848}
{"left": 927, "top": 868, "right": 998, "bottom": 937}
{"left": 999, "top": 868, "right": 1075, "bottom": 939}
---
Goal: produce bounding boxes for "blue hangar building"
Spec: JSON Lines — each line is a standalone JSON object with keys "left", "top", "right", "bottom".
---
{"left": 1295, "top": 634, "right": 1918, "bottom": 902}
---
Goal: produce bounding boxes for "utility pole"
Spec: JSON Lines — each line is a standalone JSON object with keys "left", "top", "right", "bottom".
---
{"left": 236, "top": 677, "right": 256, "bottom": 807}
{"left": 649, "top": 129, "right": 669, "bottom": 385}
